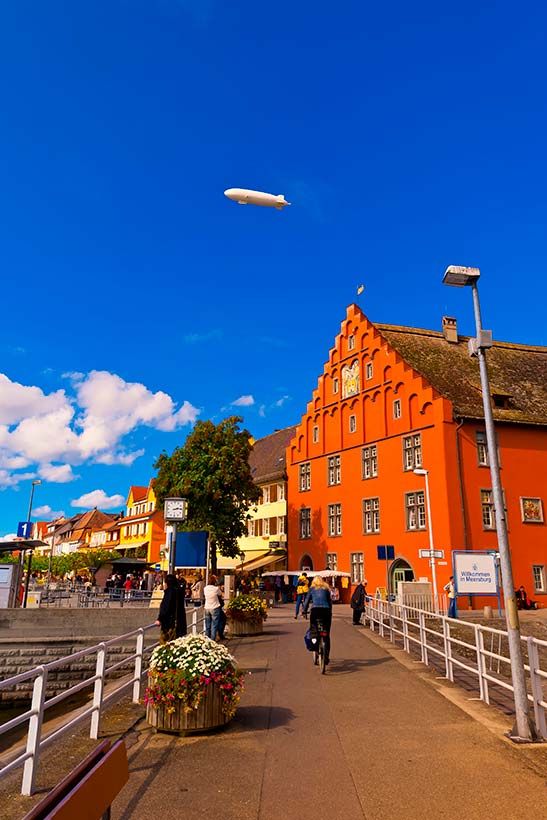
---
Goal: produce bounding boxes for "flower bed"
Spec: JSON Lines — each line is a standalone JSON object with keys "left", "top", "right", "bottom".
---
{"left": 144, "top": 634, "right": 244, "bottom": 734}
{"left": 226, "top": 594, "right": 268, "bottom": 636}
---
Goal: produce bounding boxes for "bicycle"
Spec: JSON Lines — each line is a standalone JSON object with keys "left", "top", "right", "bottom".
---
{"left": 312, "top": 616, "right": 328, "bottom": 674}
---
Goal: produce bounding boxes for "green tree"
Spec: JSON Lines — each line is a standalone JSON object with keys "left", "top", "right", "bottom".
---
{"left": 154, "top": 416, "right": 260, "bottom": 572}
{"left": 0, "top": 549, "right": 121, "bottom": 576}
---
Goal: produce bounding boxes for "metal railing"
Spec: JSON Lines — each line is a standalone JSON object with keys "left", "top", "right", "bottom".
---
{"left": 364, "top": 597, "right": 547, "bottom": 740}
{"left": 0, "top": 608, "right": 206, "bottom": 795}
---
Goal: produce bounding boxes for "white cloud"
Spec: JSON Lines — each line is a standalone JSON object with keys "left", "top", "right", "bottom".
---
{"left": 231, "top": 395, "right": 255, "bottom": 407}
{"left": 0, "top": 370, "right": 199, "bottom": 485}
{"left": 71, "top": 489, "right": 125, "bottom": 510}
{"left": 33, "top": 505, "right": 65, "bottom": 520}
{"left": 0, "top": 533, "right": 17, "bottom": 542}
{"left": 38, "top": 464, "right": 77, "bottom": 483}
{"left": 258, "top": 405, "right": 266, "bottom": 418}
{"left": 275, "top": 395, "right": 290, "bottom": 407}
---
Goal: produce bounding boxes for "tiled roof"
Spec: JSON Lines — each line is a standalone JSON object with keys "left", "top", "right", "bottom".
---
{"left": 249, "top": 426, "right": 298, "bottom": 483}
{"left": 71, "top": 510, "right": 118, "bottom": 537}
{"left": 129, "top": 485, "right": 148, "bottom": 503}
{"left": 375, "top": 322, "right": 547, "bottom": 425}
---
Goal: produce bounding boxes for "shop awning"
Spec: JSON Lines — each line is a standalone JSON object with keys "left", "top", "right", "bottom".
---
{"left": 119, "top": 542, "right": 148, "bottom": 551}
{"left": 241, "top": 552, "right": 287, "bottom": 572}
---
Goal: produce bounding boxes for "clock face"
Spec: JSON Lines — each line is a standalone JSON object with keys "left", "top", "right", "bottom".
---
{"left": 164, "top": 499, "right": 187, "bottom": 520}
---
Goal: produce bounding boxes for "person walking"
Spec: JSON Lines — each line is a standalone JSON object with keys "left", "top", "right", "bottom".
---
{"left": 191, "top": 574, "right": 205, "bottom": 608}
{"left": 350, "top": 579, "right": 367, "bottom": 625}
{"left": 444, "top": 576, "right": 457, "bottom": 618}
{"left": 203, "top": 575, "right": 223, "bottom": 639}
{"left": 303, "top": 576, "right": 333, "bottom": 664}
{"left": 295, "top": 572, "right": 309, "bottom": 619}
{"left": 155, "top": 574, "right": 187, "bottom": 643}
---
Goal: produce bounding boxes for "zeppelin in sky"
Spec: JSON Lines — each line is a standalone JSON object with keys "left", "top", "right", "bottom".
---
{"left": 224, "top": 188, "right": 290, "bottom": 209}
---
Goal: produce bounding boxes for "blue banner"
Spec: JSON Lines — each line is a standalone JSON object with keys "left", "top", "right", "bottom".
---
{"left": 175, "top": 531, "right": 208, "bottom": 568}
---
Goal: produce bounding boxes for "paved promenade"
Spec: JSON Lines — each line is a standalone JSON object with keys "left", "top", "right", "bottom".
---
{"left": 113, "top": 607, "right": 547, "bottom": 820}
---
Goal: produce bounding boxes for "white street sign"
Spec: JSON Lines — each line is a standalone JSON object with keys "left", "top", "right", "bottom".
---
{"left": 454, "top": 552, "right": 497, "bottom": 595}
{"left": 418, "top": 548, "right": 444, "bottom": 559}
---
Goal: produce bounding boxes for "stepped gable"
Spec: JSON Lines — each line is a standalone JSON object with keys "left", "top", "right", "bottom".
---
{"left": 250, "top": 426, "right": 298, "bottom": 483}
{"left": 375, "top": 321, "right": 547, "bottom": 426}
{"left": 128, "top": 485, "right": 148, "bottom": 502}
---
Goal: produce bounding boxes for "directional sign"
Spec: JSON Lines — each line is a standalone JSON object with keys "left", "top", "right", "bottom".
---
{"left": 17, "top": 521, "right": 32, "bottom": 539}
{"left": 418, "top": 548, "right": 444, "bottom": 560}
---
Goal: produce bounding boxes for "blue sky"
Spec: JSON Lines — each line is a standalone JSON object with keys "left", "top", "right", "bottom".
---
{"left": 0, "top": 1, "right": 546, "bottom": 534}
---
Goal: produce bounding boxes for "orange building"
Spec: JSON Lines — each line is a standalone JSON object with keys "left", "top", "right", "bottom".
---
{"left": 287, "top": 304, "right": 547, "bottom": 606}
{"left": 118, "top": 481, "right": 165, "bottom": 563}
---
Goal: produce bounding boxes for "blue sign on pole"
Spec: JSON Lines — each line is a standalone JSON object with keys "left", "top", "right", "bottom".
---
{"left": 175, "top": 531, "right": 208, "bottom": 568}
{"left": 17, "top": 521, "right": 32, "bottom": 539}
{"left": 377, "top": 545, "right": 395, "bottom": 561}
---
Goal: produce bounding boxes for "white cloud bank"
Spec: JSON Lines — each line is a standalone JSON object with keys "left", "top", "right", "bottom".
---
{"left": 0, "top": 370, "right": 199, "bottom": 488}
{"left": 71, "top": 489, "right": 125, "bottom": 510}
{"left": 231, "top": 395, "right": 255, "bottom": 407}
{"left": 33, "top": 504, "right": 65, "bottom": 520}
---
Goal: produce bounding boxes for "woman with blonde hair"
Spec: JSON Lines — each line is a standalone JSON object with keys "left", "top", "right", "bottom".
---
{"left": 303, "top": 575, "right": 333, "bottom": 664}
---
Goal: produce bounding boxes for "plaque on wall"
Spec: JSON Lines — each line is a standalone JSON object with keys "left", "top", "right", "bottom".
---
{"left": 342, "top": 361, "right": 360, "bottom": 398}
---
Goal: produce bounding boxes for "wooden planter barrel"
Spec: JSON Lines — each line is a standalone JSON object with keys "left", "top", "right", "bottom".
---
{"left": 146, "top": 678, "right": 231, "bottom": 735}
{"left": 227, "top": 618, "right": 264, "bottom": 637}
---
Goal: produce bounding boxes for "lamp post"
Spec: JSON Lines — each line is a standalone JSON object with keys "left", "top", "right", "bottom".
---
{"left": 413, "top": 468, "right": 438, "bottom": 609}
{"left": 22, "top": 479, "right": 41, "bottom": 609}
{"left": 442, "top": 264, "right": 536, "bottom": 741}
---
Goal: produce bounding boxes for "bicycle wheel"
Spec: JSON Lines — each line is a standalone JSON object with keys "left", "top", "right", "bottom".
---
{"left": 313, "top": 649, "right": 319, "bottom": 666}
{"left": 319, "top": 638, "right": 326, "bottom": 674}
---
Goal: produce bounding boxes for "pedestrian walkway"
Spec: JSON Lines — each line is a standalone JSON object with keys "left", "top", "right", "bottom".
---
{"left": 112, "top": 607, "right": 547, "bottom": 820}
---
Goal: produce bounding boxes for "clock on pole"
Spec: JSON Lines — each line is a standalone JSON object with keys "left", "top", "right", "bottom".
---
{"left": 164, "top": 498, "right": 188, "bottom": 573}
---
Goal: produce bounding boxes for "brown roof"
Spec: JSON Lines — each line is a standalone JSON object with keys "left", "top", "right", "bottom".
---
{"left": 249, "top": 426, "right": 298, "bottom": 483}
{"left": 128, "top": 485, "right": 148, "bottom": 503}
{"left": 72, "top": 509, "right": 118, "bottom": 537}
{"left": 375, "top": 321, "right": 547, "bottom": 425}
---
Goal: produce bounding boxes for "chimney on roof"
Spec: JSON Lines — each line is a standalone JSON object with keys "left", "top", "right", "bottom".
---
{"left": 442, "top": 316, "right": 458, "bottom": 344}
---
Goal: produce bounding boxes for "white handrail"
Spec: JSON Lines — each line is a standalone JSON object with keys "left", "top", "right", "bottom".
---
{"left": 0, "top": 608, "right": 206, "bottom": 795}
{"left": 364, "top": 598, "right": 547, "bottom": 741}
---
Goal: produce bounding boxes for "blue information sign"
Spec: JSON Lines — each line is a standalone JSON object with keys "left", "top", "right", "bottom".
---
{"left": 377, "top": 545, "right": 395, "bottom": 561}
{"left": 175, "top": 531, "right": 208, "bottom": 568}
{"left": 17, "top": 521, "right": 32, "bottom": 539}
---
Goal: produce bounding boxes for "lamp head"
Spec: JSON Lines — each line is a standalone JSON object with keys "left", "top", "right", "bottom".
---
{"left": 413, "top": 468, "right": 428, "bottom": 476}
{"left": 442, "top": 265, "right": 481, "bottom": 287}
{"left": 32, "top": 479, "right": 42, "bottom": 486}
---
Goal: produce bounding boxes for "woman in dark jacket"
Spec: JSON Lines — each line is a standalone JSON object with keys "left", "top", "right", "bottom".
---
{"left": 155, "top": 574, "right": 187, "bottom": 642}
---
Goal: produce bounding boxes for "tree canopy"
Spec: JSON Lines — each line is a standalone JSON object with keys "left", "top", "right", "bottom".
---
{"left": 0, "top": 549, "right": 121, "bottom": 576}
{"left": 154, "top": 416, "right": 260, "bottom": 569}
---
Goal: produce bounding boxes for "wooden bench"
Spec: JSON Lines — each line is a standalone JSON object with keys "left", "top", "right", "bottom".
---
{"left": 23, "top": 739, "right": 129, "bottom": 820}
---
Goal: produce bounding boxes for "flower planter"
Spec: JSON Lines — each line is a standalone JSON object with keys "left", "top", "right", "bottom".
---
{"left": 146, "top": 676, "right": 231, "bottom": 735}
{"left": 228, "top": 618, "right": 264, "bottom": 637}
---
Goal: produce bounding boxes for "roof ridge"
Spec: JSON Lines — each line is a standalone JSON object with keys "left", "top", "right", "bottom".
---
{"left": 375, "top": 322, "right": 547, "bottom": 352}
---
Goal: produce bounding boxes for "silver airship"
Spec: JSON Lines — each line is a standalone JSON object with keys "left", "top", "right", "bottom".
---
{"left": 224, "top": 188, "right": 290, "bottom": 209}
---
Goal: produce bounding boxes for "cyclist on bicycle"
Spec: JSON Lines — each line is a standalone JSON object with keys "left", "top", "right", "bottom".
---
{"left": 303, "top": 575, "right": 332, "bottom": 664}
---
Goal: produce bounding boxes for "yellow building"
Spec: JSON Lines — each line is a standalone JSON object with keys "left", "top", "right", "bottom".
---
{"left": 117, "top": 480, "right": 165, "bottom": 563}
{"left": 222, "top": 426, "right": 296, "bottom": 573}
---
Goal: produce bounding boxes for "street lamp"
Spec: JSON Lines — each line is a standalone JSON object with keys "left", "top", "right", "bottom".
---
{"left": 442, "top": 264, "right": 536, "bottom": 741}
{"left": 22, "top": 479, "right": 42, "bottom": 609}
{"left": 413, "top": 468, "right": 438, "bottom": 609}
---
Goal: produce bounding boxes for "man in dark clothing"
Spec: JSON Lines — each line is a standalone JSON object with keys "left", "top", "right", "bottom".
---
{"left": 156, "top": 574, "right": 187, "bottom": 642}
{"left": 350, "top": 581, "right": 367, "bottom": 625}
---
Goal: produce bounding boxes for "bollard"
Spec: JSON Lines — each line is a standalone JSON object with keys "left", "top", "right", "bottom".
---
{"left": 483, "top": 605, "right": 493, "bottom": 619}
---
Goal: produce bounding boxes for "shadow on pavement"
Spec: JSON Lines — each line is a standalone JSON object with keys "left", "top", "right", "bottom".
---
{"left": 328, "top": 657, "right": 393, "bottom": 674}
{"left": 230, "top": 705, "right": 295, "bottom": 732}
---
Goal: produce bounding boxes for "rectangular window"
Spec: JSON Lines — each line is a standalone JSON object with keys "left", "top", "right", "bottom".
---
{"left": 277, "top": 483, "right": 285, "bottom": 502}
{"left": 328, "top": 503, "right": 342, "bottom": 536}
{"left": 362, "top": 444, "right": 378, "bottom": 479}
{"left": 263, "top": 486, "right": 270, "bottom": 504}
{"left": 278, "top": 516, "right": 286, "bottom": 535}
{"left": 532, "top": 565, "right": 545, "bottom": 593}
{"left": 406, "top": 491, "right": 426, "bottom": 530}
{"left": 393, "top": 399, "right": 401, "bottom": 419}
{"left": 366, "top": 362, "right": 373, "bottom": 380}
{"left": 349, "top": 415, "right": 356, "bottom": 433}
{"left": 350, "top": 552, "right": 364, "bottom": 583}
{"left": 363, "top": 497, "right": 380, "bottom": 533}
{"left": 263, "top": 518, "right": 270, "bottom": 536}
{"left": 403, "top": 434, "right": 422, "bottom": 471}
{"left": 312, "top": 425, "right": 319, "bottom": 443}
{"left": 141, "top": 522, "right": 147, "bottom": 535}
{"left": 476, "top": 431, "right": 489, "bottom": 466}
{"left": 327, "top": 455, "right": 341, "bottom": 486}
{"left": 299, "top": 462, "right": 311, "bottom": 492}
{"left": 299, "top": 507, "right": 311, "bottom": 539}
{"left": 481, "top": 489, "right": 496, "bottom": 530}
{"left": 248, "top": 519, "right": 255, "bottom": 537}
{"left": 326, "top": 552, "right": 338, "bottom": 571}
{"left": 348, "top": 334, "right": 355, "bottom": 350}
{"left": 333, "top": 378, "right": 339, "bottom": 394}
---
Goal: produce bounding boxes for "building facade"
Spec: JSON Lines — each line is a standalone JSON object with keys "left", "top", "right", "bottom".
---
{"left": 287, "top": 304, "right": 547, "bottom": 604}
{"left": 117, "top": 481, "right": 165, "bottom": 563}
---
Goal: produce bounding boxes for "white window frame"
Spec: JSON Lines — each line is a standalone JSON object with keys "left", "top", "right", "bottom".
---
{"left": 393, "top": 399, "right": 401, "bottom": 419}
{"left": 299, "top": 462, "right": 311, "bottom": 492}
{"left": 326, "top": 552, "right": 338, "bottom": 571}
{"left": 362, "top": 444, "right": 378, "bottom": 479}
{"left": 333, "top": 378, "right": 339, "bottom": 394}
{"left": 263, "top": 486, "right": 271, "bottom": 504}
{"left": 263, "top": 518, "right": 270, "bottom": 536}
{"left": 532, "top": 565, "right": 545, "bottom": 593}
{"left": 481, "top": 489, "right": 496, "bottom": 530}
{"left": 366, "top": 362, "right": 373, "bottom": 380}
{"left": 248, "top": 519, "right": 256, "bottom": 537}
{"left": 299, "top": 507, "right": 311, "bottom": 539}
{"left": 278, "top": 516, "right": 286, "bottom": 535}
{"left": 348, "top": 334, "right": 355, "bottom": 350}
{"left": 328, "top": 503, "right": 342, "bottom": 537}
{"left": 312, "top": 425, "right": 319, "bottom": 443}
{"left": 363, "top": 497, "right": 380, "bottom": 534}
{"left": 403, "top": 434, "right": 422, "bottom": 471}
{"left": 277, "top": 483, "right": 285, "bottom": 502}
{"left": 350, "top": 552, "right": 364, "bottom": 583}
{"left": 406, "top": 491, "right": 426, "bottom": 531}
{"left": 476, "top": 431, "right": 489, "bottom": 466}
{"left": 327, "top": 454, "right": 341, "bottom": 486}
{"left": 349, "top": 414, "right": 356, "bottom": 433}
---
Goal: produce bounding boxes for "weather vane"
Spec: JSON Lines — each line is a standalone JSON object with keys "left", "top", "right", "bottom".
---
{"left": 357, "top": 283, "right": 365, "bottom": 296}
